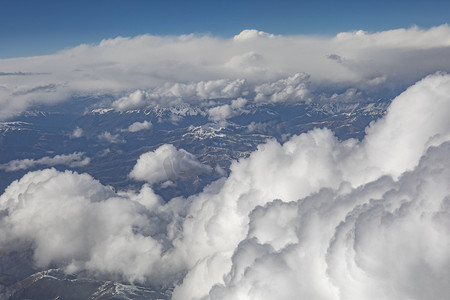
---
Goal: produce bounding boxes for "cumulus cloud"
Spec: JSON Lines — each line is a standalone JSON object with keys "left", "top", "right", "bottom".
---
{"left": 112, "top": 79, "right": 248, "bottom": 111}
{"left": 233, "top": 29, "right": 276, "bottom": 41}
{"left": 209, "top": 143, "right": 450, "bottom": 300}
{"left": 1, "top": 73, "right": 450, "bottom": 300}
{"left": 328, "top": 87, "right": 363, "bottom": 102}
{"left": 254, "top": 72, "right": 311, "bottom": 103}
{"left": 112, "top": 90, "right": 148, "bottom": 111}
{"left": 129, "top": 144, "right": 212, "bottom": 185}
{"left": 0, "top": 152, "right": 90, "bottom": 172}
{"left": 0, "top": 169, "right": 169, "bottom": 284}
{"left": 207, "top": 97, "right": 247, "bottom": 122}
{"left": 1, "top": 25, "right": 450, "bottom": 118}
{"left": 126, "top": 120, "right": 152, "bottom": 132}
{"left": 169, "top": 72, "right": 450, "bottom": 299}
{"left": 346, "top": 72, "right": 450, "bottom": 185}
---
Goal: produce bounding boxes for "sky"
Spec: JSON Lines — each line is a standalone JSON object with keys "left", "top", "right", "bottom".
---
{"left": 1, "top": 0, "right": 450, "bottom": 58}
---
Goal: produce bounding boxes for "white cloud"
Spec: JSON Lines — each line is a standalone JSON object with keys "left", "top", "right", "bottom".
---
{"left": 112, "top": 79, "right": 248, "bottom": 111}
{"left": 127, "top": 120, "right": 152, "bottom": 132}
{"left": 347, "top": 72, "right": 450, "bottom": 185}
{"left": 70, "top": 126, "right": 83, "bottom": 138}
{"left": 233, "top": 29, "right": 276, "bottom": 41}
{"left": 129, "top": 144, "right": 212, "bottom": 185}
{"left": 254, "top": 72, "right": 311, "bottom": 103}
{"left": 334, "top": 25, "right": 450, "bottom": 49}
{"left": 112, "top": 90, "right": 148, "bottom": 111}
{"left": 0, "top": 152, "right": 90, "bottom": 171}
{"left": 209, "top": 142, "right": 450, "bottom": 299}
{"left": 230, "top": 97, "right": 247, "bottom": 109}
{"left": 0, "top": 169, "right": 169, "bottom": 284}
{"left": 169, "top": 72, "right": 450, "bottom": 299}
{"left": 1, "top": 25, "right": 450, "bottom": 118}
{"left": 207, "top": 97, "right": 247, "bottom": 122}
{"left": 207, "top": 105, "right": 233, "bottom": 122}
{"left": 1, "top": 70, "right": 450, "bottom": 300}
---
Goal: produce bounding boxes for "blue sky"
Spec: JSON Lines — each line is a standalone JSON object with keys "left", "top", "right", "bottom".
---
{"left": 1, "top": 0, "right": 449, "bottom": 58}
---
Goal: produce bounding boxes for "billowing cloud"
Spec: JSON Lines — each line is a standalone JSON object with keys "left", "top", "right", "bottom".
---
{"left": 126, "top": 120, "right": 152, "bottom": 132}
{"left": 170, "top": 72, "right": 450, "bottom": 299}
{"left": 347, "top": 72, "right": 450, "bottom": 185}
{"left": 254, "top": 72, "right": 311, "bottom": 103}
{"left": 129, "top": 144, "right": 212, "bottom": 185}
{"left": 1, "top": 73, "right": 450, "bottom": 300}
{"left": 112, "top": 79, "right": 248, "bottom": 111}
{"left": 233, "top": 29, "right": 276, "bottom": 41}
{"left": 0, "top": 169, "right": 168, "bottom": 284}
{"left": 209, "top": 142, "right": 450, "bottom": 300}
{"left": 1, "top": 25, "right": 450, "bottom": 118}
{"left": 112, "top": 90, "right": 148, "bottom": 111}
{"left": 207, "top": 97, "right": 247, "bottom": 122}
{"left": 0, "top": 152, "right": 90, "bottom": 172}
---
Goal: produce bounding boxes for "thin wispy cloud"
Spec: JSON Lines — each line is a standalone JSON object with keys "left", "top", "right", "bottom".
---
{"left": 97, "top": 131, "right": 125, "bottom": 144}
{"left": 0, "top": 152, "right": 90, "bottom": 172}
{"left": 0, "top": 71, "right": 50, "bottom": 76}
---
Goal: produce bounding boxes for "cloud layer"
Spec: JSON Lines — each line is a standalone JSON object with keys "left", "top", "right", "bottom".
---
{"left": 1, "top": 25, "right": 450, "bottom": 118}
{"left": 1, "top": 73, "right": 450, "bottom": 299}
{"left": 112, "top": 79, "right": 247, "bottom": 111}
{"left": 0, "top": 152, "right": 90, "bottom": 172}
{"left": 129, "top": 144, "right": 212, "bottom": 185}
